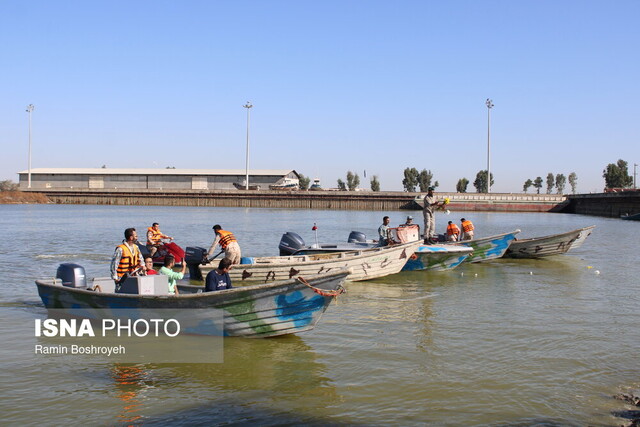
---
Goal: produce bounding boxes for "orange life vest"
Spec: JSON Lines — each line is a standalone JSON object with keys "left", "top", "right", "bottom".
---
{"left": 447, "top": 223, "right": 460, "bottom": 236}
{"left": 217, "top": 229, "right": 237, "bottom": 249}
{"left": 462, "top": 220, "right": 474, "bottom": 233}
{"left": 116, "top": 243, "right": 141, "bottom": 278}
{"left": 147, "top": 227, "right": 164, "bottom": 245}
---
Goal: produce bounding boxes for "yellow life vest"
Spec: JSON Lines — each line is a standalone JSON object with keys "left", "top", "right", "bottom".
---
{"left": 147, "top": 227, "right": 164, "bottom": 245}
{"left": 217, "top": 230, "right": 237, "bottom": 249}
{"left": 116, "top": 243, "right": 141, "bottom": 278}
{"left": 462, "top": 220, "right": 474, "bottom": 233}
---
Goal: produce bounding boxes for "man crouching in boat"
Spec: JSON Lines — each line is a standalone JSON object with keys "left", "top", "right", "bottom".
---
{"left": 207, "top": 224, "right": 242, "bottom": 265}
{"left": 111, "top": 228, "right": 146, "bottom": 281}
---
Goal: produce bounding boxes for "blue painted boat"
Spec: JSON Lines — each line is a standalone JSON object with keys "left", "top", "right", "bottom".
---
{"left": 447, "top": 230, "right": 521, "bottom": 263}
{"left": 35, "top": 265, "right": 348, "bottom": 338}
{"left": 402, "top": 244, "right": 473, "bottom": 271}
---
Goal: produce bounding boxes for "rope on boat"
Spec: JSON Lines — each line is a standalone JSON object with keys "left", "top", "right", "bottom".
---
{"left": 296, "top": 276, "right": 346, "bottom": 299}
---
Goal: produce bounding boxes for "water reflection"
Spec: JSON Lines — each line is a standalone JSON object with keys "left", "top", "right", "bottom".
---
{"left": 110, "top": 364, "right": 152, "bottom": 425}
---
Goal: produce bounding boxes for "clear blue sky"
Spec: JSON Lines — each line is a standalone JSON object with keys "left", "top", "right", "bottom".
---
{"left": 1, "top": 1, "right": 638, "bottom": 193}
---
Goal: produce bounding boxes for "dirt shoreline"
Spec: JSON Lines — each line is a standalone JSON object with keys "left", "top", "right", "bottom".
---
{"left": 0, "top": 191, "right": 51, "bottom": 204}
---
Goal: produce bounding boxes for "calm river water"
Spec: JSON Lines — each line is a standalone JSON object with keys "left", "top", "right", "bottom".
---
{"left": 1, "top": 204, "right": 638, "bottom": 426}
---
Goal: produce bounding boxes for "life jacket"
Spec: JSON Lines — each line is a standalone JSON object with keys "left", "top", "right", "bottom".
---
{"left": 217, "top": 230, "right": 237, "bottom": 249}
{"left": 116, "top": 243, "right": 141, "bottom": 278}
{"left": 447, "top": 223, "right": 460, "bottom": 236}
{"left": 462, "top": 220, "right": 474, "bottom": 233}
{"left": 147, "top": 227, "right": 164, "bottom": 245}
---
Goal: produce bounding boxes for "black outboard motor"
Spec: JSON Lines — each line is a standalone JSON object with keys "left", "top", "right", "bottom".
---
{"left": 184, "top": 246, "right": 207, "bottom": 281}
{"left": 348, "top": 231, "right": 367, "bottom": 243}
{"left": 278, "top": 232, "right": 306, "bottom": 256}
{"left": 56, "top": 263, "right": 87, "bottom": 288}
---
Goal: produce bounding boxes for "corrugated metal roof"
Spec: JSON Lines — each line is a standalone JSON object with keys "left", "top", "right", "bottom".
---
{"left": 18, "top": 168, "right": 296, "bottom": 176}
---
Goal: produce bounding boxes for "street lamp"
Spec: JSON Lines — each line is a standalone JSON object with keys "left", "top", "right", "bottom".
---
{"left": 634, "top": 163, "right": 638, "bottom": 189}
{"left": 485, "top": 98, "right": 494, "bottom": 194}
{"left": 26, "top": 104, "right": 35, "bottom": 189}
{"left": 243, "top": 101, "right": 253, "bottom": 190}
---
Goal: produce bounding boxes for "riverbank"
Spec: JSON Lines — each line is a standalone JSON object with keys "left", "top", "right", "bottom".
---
{"left": 23, "top": 188, "right": 565, "bottom": 212}
{"left": 0, "top": 191, "right": 50, "bottom": 204}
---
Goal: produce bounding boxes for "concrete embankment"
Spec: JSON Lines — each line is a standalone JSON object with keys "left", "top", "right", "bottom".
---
{"left": 563, "top": 191, "right": 640, "bottom": 218}
{"left": 27, "top": 189, "right": 566, "bottom": 212}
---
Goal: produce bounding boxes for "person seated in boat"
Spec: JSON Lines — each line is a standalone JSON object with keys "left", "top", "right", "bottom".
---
{"left": 207, "top": 225, "right": 242, "bottom": 265}
{"left": 205, "top": 258, "right": 233, "bottom": 292}
{"left": 143, "top": 257, "right": 157, "bottom": 275}
{"left": 159, "top": 255, "right": 185, "bottom": 295}
{"left": 446, "top": 221, "right": 460, "bottom": 241}
{"left": 460, "top": 218, "right": 475, "bottom": 241}
{"left": 399, "top": 215, "right": 415, "bottom": 227}
{"left": 377, "top": 216, "right": 394, "bottom": 246}
{"left": 111, "top": 228, "right": 146, "bottom": 281}
{"left": 146, "top": 222, "right": 173, "bottom": 258}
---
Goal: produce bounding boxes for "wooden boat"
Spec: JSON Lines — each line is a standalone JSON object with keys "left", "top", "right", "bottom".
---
{"left": 198, "top": 240, "right": 422, "bottom": 283}
{"left": 402, "top": 244, "right": 474, "bottom": 271}
{"left": 621, "top": 213, "right": 640, "bottom": 221}
{"left": 269, "top": 177, "right": 299, "bottom": 190}
{"left": 503, "top": 226, "right": 595, "bottom": 258}
{"left": 233, "top": 181, "right": 261, "bottom": 190}
{"left": 35, "top": 265, "right": 348, "bottom": 338}
{"left": 447, "top": 230, "right": 521, "bottom": 263}
{"left": 278, "top": 225, "right": 469, "bottom": 271}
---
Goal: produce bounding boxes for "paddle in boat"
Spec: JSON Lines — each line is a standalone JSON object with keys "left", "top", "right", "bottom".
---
{"left": 35, "top": 263, "right": 347, "bottom": 338}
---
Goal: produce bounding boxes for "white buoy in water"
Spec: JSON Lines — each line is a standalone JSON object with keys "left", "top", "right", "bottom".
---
{"left": 529, "top": 271, "right": 533, "bottom": 275}
{"left": 445, "top": 209, "right": 450, "bottom": 215}
{"left": 460, "top": 272, "right": 464, "bottom": 277}
{"left": 595, "top": 270, "right": 600, "bottom": 275}
{"left": 474, "top": 273, "right": 478, "bottom": 277}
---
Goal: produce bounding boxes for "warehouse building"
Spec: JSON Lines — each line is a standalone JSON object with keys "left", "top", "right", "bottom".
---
{"left": 18, "top": 168, "right": 299, "bottom": 191}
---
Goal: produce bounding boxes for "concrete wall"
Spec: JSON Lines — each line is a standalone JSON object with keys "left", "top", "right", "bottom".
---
{"left": 564, "top": 192, "right": 640, "bottom": 217}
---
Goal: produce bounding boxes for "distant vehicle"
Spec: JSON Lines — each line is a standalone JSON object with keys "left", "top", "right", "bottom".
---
{"left": 309, "top": 179, "right": 322, "bottom": 191}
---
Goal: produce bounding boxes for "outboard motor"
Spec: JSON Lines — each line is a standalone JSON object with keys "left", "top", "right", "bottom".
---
{"left": 348, "top": 231, "right": 367, "bottom": 243}
{"left": 56, "top": 263, "right": 86, "bottom": 288}
{"left": 184, "top": 246, "right": 207, "bottom": 281}
{"left": 278, "top": 232, "right": 306, "bottom": 256}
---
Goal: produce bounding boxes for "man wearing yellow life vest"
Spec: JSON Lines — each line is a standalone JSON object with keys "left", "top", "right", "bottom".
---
{"left": 110, "top": 228, "right": 146, "bottom": 281}
{"left": 207, "top": 224, "right": 242, "bottom": 265}
{"left": 146, "top": 222, "right": 173, "bottom": 257}
{"left": 460, "top": 218, "right": 475, "bottom": 241}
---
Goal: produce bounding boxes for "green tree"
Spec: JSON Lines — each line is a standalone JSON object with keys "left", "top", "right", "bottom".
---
{"left": 298, "top": 174, "right": 311, "bottom": 190}
{"left": 602, "top": 159, "right": 633, "bottom": 189}
{"left": 523, "top": 179, "right": 533, "bottom": 193}
{"left": 417, "top": 169, "right": 434, "bottom": 192}
{"left": 533, "top": 176, "right": 543, "bottom": 194}
{"left": 337, "top": 179, "right": 346, "bottom": 191}
{"left": 456, "top": 178, "right": 469, "bottom": 193}
{"left": 0, "top": 180, "right": 19, "bottom": 191}
{"left": 568, "top": 172, "right": 578, "bottom": 194}
{"left": 402, "top": 168, "right": 419, "bottom": 192}
{"left": 555, "top": 174, "right": 566, "bottom": 194}
{"left": 346, "top": 171, "right": 360, "bottom": 191}
{"left": 473, "top": 170, "right": 494, "bottom": 193}
{"left": 546, "top": 173, "right": 555, "bottom": 194}
{"left": 370, "top": 175, "right": 380, "bottom": 191}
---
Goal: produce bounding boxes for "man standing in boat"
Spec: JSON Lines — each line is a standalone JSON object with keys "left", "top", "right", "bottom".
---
{"left": 110, "top": 228, "right": 146, "bottom": 281}
{"left": 146, "top": 222, "right": 173, "bottom": 257}
{"left": 207, "top": 224, "right": 242, "bottom": 265}
{"left": 422, "top": 187, "right": 444, "bottom": 244}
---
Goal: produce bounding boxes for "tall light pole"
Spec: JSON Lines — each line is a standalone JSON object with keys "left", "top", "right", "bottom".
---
{"left": 26, "top": 104, "right": 35, "bottom": 189}
{"left": 634, "top": 163, "right": 638, "bottom": 189}
{"left": 243, "top": 101, "right": 253, "bottom": 190}
{"left": 485, "top": 98, "right": 494, "bottom": 194}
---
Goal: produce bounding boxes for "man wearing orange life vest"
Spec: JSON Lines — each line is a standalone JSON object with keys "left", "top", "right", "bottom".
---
{"left": 446, "top": 221, "right": 460, "bottom": 241}
{"left": 460, "top": 218, "right": 475, "bottom": 241}
{"left": 110, "top": 228, "right": 146, "bottom": 281}
{"left": 207, "top": 224, "right": 242, "bottom": 265}
{"left": 146, "top": 222, "right": 173, "bottom": 257}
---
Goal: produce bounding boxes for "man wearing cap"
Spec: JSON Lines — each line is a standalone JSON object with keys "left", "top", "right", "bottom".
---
{"left": 422, "top": 187, "right": 443, "bottom": 244}
{"left": 402, "top": 215, "right": 414, "bottom": 227}
{"left": 207, "top": 225, "right": 242, "bottom": 265}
